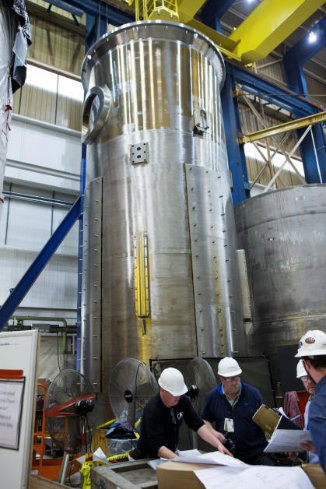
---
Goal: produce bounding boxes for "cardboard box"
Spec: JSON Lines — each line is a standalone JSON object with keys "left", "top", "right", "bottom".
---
{"left": 302, "top": 464, "right": 326, "bottom": 489}
{"left": 157, "top": 459, "right": 326, "bottom": 489}
{"left": 157, "top": 461, "right": 215, "bottom": 489}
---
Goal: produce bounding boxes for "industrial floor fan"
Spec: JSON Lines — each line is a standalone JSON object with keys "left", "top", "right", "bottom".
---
{"left": 185, "top": 357, "right": 217, "bottom": 448}
{"left": 109, "top": 358, "right": 158, "bottom": 432}
{"left": 45, "top": 368, "right": 96, "bottom": 483}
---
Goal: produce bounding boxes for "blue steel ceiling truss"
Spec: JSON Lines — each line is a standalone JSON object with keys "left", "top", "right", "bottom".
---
{"left": 226, "top": 63, "right": 326, "bottom": 193}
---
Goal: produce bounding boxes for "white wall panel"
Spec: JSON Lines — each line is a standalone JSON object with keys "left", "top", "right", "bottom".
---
{"left": 6, "top": 114, "right": 81, "bottom": 193}
{"left": 1, "top": 113, "right": 81, "bottom": 327}
{"left": 0, "top": 247, "right": 78, "bottom": 310}
{"left": 53, "top": 211, "right": 79, "bottom": 255}
{"left": 5, "top": 185, "right": 52, "bottom": 248}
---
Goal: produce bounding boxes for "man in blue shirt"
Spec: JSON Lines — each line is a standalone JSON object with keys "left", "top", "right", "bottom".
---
{"left": 296, "top": 360, "right": 319, "bottom": 464}
{"left": 202, "top": 357, "right": 274, "bottom": 465}
{"left": 295, "top": 330, "right": 326, "bottom": 474}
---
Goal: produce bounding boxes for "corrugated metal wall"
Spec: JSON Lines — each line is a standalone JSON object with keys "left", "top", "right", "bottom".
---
{"left": 13, "top": 65, "right": 83, "bottom": 130}
{"left": 28, "top": 14, "right": 84, "bottom": 76}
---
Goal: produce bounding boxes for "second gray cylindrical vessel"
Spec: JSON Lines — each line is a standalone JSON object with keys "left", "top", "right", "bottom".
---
{"left": 235, "top": 184, "right": 326, "bottom": 378}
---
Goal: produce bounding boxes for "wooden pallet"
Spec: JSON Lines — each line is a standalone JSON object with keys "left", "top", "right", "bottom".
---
{"left": 91, "top": 460, "right": 158, "bottom": 489}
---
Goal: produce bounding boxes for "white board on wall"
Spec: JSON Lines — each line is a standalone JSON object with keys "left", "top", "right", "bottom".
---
{"left": 0, "top": 330, "right": 39, "bottom": 489}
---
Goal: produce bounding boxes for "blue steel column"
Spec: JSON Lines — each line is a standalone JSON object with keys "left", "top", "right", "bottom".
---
{"left": 200, "top": 0, "right": 236, "bottom": 33}
{"left": 283, "top": 19, "right": 326, "bottom": 183}
{"left": 221, "top": 64, "right": 250, "bottom": 204}
{"left": 86, "top": 13, "right": 107, "bottom": 50}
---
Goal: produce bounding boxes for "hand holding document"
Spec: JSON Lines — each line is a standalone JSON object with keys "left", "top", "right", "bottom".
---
{"left": 148, "top": 449, "right": 202, "bottom": 470}
{"left": 264, "top": 416, "right": 312, "bottom": 453}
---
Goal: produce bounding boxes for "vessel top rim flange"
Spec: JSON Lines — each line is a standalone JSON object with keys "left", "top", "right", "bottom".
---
{"left": 81, "top": 20, "right": 225, "bottom": 89}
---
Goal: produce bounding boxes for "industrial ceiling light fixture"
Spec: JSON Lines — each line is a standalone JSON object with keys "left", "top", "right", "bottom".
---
{"left": 308, "top": 30, "right": 318, "bottom": 43}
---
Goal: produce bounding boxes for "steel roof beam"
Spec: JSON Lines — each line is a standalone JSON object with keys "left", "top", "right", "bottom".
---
{"left": 60, "top": 0, "right": 133, "bottom": 25}
{"left": 45, "top": 0, "right": 84, "bottom": 17}
{"left": 231, "top": 63, "right": 320, "bottom": 116}
{"left": 229, "top": 0, "right": 325, "bottom": 64}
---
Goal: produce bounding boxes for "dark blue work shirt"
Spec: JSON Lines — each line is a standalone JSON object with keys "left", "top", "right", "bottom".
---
{"left": 308, "top": 375, "right": 326, "bottom": 474}
{"left": 202, "top": 381, "right": 267, "bottom": 460}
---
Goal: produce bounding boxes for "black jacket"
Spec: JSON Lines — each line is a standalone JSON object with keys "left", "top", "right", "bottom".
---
{"left": 137, "top": 393, "right": 204, "bottom": 457}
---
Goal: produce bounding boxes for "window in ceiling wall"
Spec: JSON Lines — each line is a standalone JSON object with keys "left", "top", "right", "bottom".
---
{"left": 13, "top": 64, "right": 84, "bottom": 131}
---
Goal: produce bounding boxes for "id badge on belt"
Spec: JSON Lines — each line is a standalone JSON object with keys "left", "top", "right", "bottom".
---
{"left": 224, "top": 418, "right": 234, "bottom": 433}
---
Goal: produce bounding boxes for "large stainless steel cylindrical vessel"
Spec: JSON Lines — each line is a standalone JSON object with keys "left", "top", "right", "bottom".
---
{"left": 81, "top": 21, "right": 247, "bottom": 392}
{"left": 235, "top": 185, "right": 326, "bottom": 377}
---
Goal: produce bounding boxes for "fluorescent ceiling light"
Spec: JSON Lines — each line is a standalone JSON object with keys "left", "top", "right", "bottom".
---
{"left": 308, "top": 31, "right": 317, "bottom": 43}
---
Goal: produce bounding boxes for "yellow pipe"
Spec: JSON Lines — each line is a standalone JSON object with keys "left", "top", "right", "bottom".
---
{"left": 230, "top": 0, "right": 325, "bottom": 64}
{"left": 239, "top": 110, "right": 326, "bottom": 144}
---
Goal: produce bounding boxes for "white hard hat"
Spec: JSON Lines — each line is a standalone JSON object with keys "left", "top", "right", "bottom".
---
{"left": 296, "top": 360, "right": 307, "bottom": 378}
{"left": 218, "top": 357, "right": 242, "bottom": 377}
{"left": 295, "top": 330, "right": 326, "bottom": 358}
{"left": 158, "top": 368, "right": 188, "bottom": 396}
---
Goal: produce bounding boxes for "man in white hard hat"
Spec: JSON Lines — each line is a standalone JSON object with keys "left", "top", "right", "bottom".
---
{"left": 295, "top": 329, "right": 326, "bottom": 473}
{"left": 295, "top": 359, "right": 319, "bottom": 464}
{"left": 133, "top": 367, "right": 232, "bottom": 459}
{"left": 202, "top": 357, "right": 274, "bottom": 465}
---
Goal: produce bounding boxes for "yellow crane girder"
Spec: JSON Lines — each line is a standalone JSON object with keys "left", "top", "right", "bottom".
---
{"left": 124, "top": 0, "right": 324, "bottom": 67}
{"left": 229, "top": 0, "right": 325, "bottom": 65}
{"left": 177, "top": 0, "right": 206, "bottom": 22}
{"left": 239, "top": 111, "right": 326, "bottom": 144}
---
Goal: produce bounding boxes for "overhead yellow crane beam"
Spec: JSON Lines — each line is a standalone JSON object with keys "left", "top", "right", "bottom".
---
{"left": 186, "top": 19, "right": 241, "bottom": 61}
{"left": 239, "top": 110, "right": 326, "bottom": 144}
{"left": 177, "top": 0, "right": 206, "bottom": 22}
{"left": 126, "top": 0, "right": 324, "bottom": 66}
{"left": 229, "top": 0, "right": 326, "bottom": 65}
